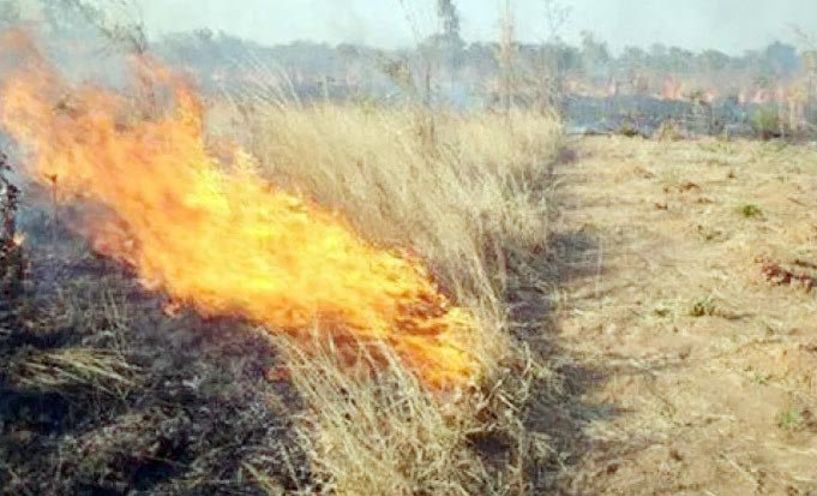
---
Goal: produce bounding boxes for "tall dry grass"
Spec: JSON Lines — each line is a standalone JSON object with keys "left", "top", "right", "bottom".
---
{"left": 227, "top": 105, "right": 560, "bottom": 304}
{"left": 211, "top": 102, "right": 563, "bottom": 494}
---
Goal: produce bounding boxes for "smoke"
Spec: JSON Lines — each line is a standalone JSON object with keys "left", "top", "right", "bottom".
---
{"left": 324, "top": 5, "right": 369, "bottom": 46}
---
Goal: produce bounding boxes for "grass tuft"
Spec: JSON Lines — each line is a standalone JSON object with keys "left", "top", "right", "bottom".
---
{"left": 739, "top": 204, "right": 763, "bottom": 219}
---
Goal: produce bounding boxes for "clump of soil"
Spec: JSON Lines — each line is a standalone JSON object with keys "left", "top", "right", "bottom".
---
{"left": 757, "top": 256, "right": 816, "bottom": 292}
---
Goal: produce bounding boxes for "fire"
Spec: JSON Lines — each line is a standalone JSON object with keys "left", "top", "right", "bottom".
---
{"left": 0, "top": 36, "right": 481, "bottom": 387}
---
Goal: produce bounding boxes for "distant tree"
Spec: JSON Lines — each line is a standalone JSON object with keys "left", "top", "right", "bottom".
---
{"left": 621, "top": 46, "right": 648, "bottom": 68}
{"left": 542, "top": 0, "right": 570, "bottom": 42}
{"left": 753, "top": 71, "right": 774, "bottom": 90}
{"left": 579, "top": 31, "right": 610, "bottom": 81}
{"left": 800, "top": 48, "right": 817, "bottom": 127}
{"left": 436, "top": 0, "right": 461, "bottom": 42}
{"left": 44, "top": 0, "right": 148, "bottom": 54}
{"left": 194, "top": 27, "right": 214, "bottom": 44}
{"left": 763, "top": 41, "right": 799, "bottom": 75}
{"left": 649, "top": 43, "right": 668, "bottom": 59}
{"left": 531, "top": 0, "right": 571, "bottom": 113}
{"left": 666, "top": 46, "right": 694, "bottom": 73}
{"left": 422, "top": 0, "right": 465, "bottom": 70}
{"left": 697, "top": 49, "right": 730, "bottom": 73}
{"left": 498, "top": 0, "right": 516, "bottom": 115}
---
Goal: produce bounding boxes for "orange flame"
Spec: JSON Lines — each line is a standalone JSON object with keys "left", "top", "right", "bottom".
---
{"left": 0, "top": 35, "right": 480, "bottom": 387}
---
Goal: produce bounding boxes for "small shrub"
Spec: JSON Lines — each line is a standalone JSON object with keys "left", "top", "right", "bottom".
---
{"left": 740, "top": 204, "right": 763, "bottom": 219}
{"left": 656, "top": 120, "right": 684, "bottom": 141}
{"left": 777, "top": 408, "right": 805, "bottom": 431}
{"left": 751, "top": 371, "right": 771, "bottom": 385}
{"left": 690, "top": 296, "right": 717, "bottom": 317}
{"left": 750, "top": 106, "right": 781, "bottom": 140}
{"left": 615, "top": 122, "right": 642, "bottom": 138}
{"left": 697, "top": 225, "right": 725, "bottom": 242}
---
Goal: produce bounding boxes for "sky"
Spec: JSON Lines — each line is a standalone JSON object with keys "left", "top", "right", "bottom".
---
{"left": 138, "top": 0, "right": 815, "bottom": 54}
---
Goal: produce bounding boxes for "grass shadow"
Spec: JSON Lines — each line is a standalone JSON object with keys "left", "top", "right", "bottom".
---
{"left": 506, "top": 160, "right": 620, "bottom": 493}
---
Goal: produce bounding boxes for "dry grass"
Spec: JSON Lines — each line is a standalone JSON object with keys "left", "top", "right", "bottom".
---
{"left": 279, "top": 336, "right": 488, "bottom": 495}
{"left": 220, "top": 104, "right": 561, "bottom": 307}
{"left": 275, "top": 333, "right": 555, "bottom": 495}
{"left": 208, "top": 104, "right": 564, "bottom": 494}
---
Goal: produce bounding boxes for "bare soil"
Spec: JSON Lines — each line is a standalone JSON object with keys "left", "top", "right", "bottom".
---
{"left": 552, "top": 137, "right": 817, "bottom": 495}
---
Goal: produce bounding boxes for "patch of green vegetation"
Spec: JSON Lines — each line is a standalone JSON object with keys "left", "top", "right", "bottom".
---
{"left": 777, "top": 408, "right": 805, "bottom": 432}
{"left": 689, "top": 296, "right": 717, "bottom": 318}
{"left": 750, "top": 106, "right": 781, "bottom": 140}
{"left": 751, "top": 371, "right": 771, "bottom": 386}
{"left": 650, "top": 300, "right": 679, "bottom": 321}
{"left": 739, "top": 204, "right": 763, "bottom": 219}
{"left": 616, "top": 122, "right": 642, "bottom": 138}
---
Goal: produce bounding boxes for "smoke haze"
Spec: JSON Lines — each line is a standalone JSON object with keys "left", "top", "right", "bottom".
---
{"left": 139, "top": 0, "right": 815, "bottom": 53}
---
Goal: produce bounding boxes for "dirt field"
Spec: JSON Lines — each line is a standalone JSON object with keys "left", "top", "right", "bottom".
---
{"left": 551, "top": 136, "right": 817, "bottom": 495}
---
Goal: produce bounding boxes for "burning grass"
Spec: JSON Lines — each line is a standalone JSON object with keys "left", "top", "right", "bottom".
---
{"left": 273, "top": 332, "right": 556, "bottom": 494}
{"left": 0, "top": 33, "right": 564, "bottom": 495}
{"left": 224, "top": 102, "right": 562, "bottom": 494}
{"left": 0, "top": 36, "right": 490, "bottom": 388}
{"left": 217, "top": 102, "right": 561, "bottom": 306}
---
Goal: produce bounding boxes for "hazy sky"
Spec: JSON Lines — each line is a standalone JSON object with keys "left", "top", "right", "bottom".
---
{"left": 139, "top": 0, "right": 814, "bottom": 54}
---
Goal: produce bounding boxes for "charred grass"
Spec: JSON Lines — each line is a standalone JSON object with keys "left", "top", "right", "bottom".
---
{"left": 1, "top": 219, "right": 309, "bottom": 494}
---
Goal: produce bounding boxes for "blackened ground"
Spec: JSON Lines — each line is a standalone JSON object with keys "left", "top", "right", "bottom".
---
{"left": 0, "top": 213, "right": 309, "bottom": 495}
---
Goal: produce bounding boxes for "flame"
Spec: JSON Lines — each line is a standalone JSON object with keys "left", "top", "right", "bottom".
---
{"left": 0, "top": 36, "right": 480, "bottom": 387}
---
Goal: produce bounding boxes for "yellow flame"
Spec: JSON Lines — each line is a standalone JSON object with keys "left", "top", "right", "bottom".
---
{"left": 0, "top": 34, "right": 480, "bottom": 387}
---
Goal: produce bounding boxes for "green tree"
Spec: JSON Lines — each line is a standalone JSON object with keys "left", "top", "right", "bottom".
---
{"left": 698, "top": 49, "right": 729, "bottom": 73}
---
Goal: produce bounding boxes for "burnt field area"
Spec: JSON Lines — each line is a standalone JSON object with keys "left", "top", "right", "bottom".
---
{"left": 1, "top": 200, "right": 308, "bottom": 494}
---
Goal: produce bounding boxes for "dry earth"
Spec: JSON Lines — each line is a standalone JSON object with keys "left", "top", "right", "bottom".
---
{"left": 552, "top": 136, "right": 817, "bottom": 495}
